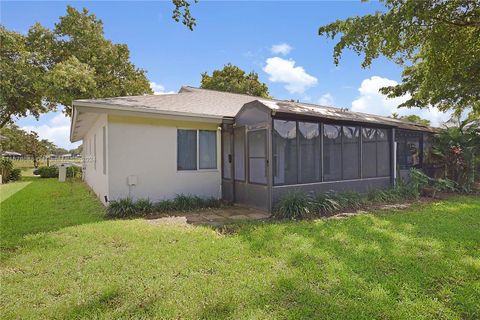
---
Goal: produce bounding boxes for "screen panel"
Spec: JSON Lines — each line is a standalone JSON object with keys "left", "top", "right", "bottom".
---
{"left": 323, "top": 124, "right": 342, "bottom": 181}
{"left": 273, "top": 120, "right": 298, "bottom": 185}
{"left": 298, "top": 122, "right": 321, "bottom": 183}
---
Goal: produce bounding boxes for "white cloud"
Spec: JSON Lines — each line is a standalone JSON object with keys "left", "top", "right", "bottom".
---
{"left": 150, "top": 82, "right": 175, "bottom": 95}
{"left": 21, "top": 112, "right": 80, "bottom": 149}
{"left": 318, "top": 93, "right": 334, "bottom": 106}
{"left": 351, "top": 76, "right": 451, "bottom": 126}
{"left": 270, "top": 43, "right": 292, "bottom": 55}
{"left": 263, "top": 57, "right": 318, "bottom": 94}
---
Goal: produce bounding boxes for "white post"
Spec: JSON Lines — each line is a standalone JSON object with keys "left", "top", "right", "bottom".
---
{"left": 59, "top": 164, "right": 67, "bottom": 182}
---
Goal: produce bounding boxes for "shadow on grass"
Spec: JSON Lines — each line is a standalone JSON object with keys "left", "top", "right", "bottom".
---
{"left": 0, "top": 177, "right": 105, "bottom": 252}
{"left": 210, "top": 196, "right": 480, "bottom": 319}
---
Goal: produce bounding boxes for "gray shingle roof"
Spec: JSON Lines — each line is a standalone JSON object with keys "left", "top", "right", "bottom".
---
{"left": 73, "top": 86, "right": 436, "bottom": 132}
{"left": 74, "top": 86, "right": 255, "bottom": 118}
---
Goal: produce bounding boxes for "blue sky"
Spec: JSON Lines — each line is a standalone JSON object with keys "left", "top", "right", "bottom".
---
{"left": 2, "top": 1, "right": 451, "bottom": 149}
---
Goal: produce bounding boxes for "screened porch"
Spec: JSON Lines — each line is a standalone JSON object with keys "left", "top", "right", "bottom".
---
{"left": 221, "top": 100, "right": 433, "bottom": 212}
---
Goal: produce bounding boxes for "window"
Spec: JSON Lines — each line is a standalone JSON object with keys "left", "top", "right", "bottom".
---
{"left": 234, "top": 127, "right": 245, "bottom": 181}
{"left": 273, "top": 120, "right": 297, "bottom": 185}
{"left": 248, "top": 130, "right": 267, "bottom": 184}
{"left": 323, "top": 124, "right": 342, "bottom": 181}
{"left": 177, "top": 129, "right": 197, "bottom": 170}
{"left": 199, "top": 130, "right": 217, "bottom": 169}
{"left": 362, "top": 128, "right": 377, "bottom": 178}
{"left": 102, "top": 126, "right": 107, "bottom": 175}
{"left": 298, "top": 122, "right": 321, "bottom": 183}
{"left": 342, "top": 126, "right": 360, "bottom": 179}
{"left": 177, "top": 129, "right": 217, "bottom": 171}
{"left": 177, "top": 130, "right": 197, "bottom": 170}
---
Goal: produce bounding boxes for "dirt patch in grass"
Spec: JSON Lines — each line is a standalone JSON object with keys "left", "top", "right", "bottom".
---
{"left": 145, "top": 216, "right": 189, "bottom": 226}
{"left": 329, "top": 198, "right": 432, "bottom": 220}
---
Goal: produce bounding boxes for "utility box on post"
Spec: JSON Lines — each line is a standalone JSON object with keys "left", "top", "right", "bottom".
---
{"left": 59, "top": 164, "right": 67, "bottom": 182}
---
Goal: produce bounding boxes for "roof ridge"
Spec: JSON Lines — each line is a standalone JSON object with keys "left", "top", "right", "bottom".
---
{"left": 181, "top": 85, "right": 343, "bottom": 110}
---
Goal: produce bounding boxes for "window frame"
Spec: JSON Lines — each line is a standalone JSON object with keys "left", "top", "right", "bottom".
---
{"left": 176, "top": 128, "right": 218, "bottom": 172}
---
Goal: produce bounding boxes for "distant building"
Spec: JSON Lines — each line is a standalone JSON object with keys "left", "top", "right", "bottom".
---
{"left": 2, "top": 151, "right": 22, "bottom": 158}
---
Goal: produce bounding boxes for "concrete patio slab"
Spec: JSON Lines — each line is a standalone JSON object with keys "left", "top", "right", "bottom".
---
{"left": 147, "top": 205, "right": 271, "bottom": 226}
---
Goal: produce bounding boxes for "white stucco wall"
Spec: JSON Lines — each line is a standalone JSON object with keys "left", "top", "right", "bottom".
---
{"left": 107, "top": 115, "right": 222, "bottom": 202}
{"left": 82, "top": 114, "right": 109, "bottom": 204}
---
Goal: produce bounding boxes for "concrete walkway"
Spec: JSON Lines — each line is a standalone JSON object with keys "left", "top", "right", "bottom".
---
{"left": 147, "top": 206, "right": 271, "bottom": 226}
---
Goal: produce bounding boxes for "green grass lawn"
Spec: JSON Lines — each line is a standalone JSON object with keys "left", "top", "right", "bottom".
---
{"left": 1, "top": 178, "right": 479, "bottom": 319}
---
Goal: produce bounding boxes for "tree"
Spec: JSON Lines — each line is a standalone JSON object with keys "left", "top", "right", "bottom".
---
{"left": 69, "top": 144, "right": 83, "bottom": 156}
{"left": 0, "top": 27, "right": 52, "bottom": 128}
{"left": 0, "top": 124, "right": 27, "bottom": 153}
{"left": 23, "top": 131, "right": 48, "bottom": 168}
{"left": 391, "top": 113, "right": 431, "bottom": 126}
{"left": 0, "top": 6, "right": 153, "bottom": 127}
{"left": 201, "top": 64, "right": 270, "bottom": 98}
{"left": 433, "top": 119, "right": 479, "bottom": 190}
{"left": 319, "top": 0, "right": 480, "bottom": 117}
{"left": 172, "top": 0, "right": 197, "bottom": 31}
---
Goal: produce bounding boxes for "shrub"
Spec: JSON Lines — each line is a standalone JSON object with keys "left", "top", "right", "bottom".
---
{"left": 433, "top": 178, "right": 458, "bottom": 192}
{"left": 394, "top": 180, "right": 420, "bottom": 200}
{"left": 311, "top": 193, "right": 340, "bottom": 215}
{"left": 8, "top": 168, "right": 22, "bottom": 182}
{"left": 273, "top": 191, "right": 313, "bottom": 220}
{"left": 36, "top": 165, "right": 82, "bottom": 179}
{"left": 107, "top": 195, "right": 225, "bottom": 218}
{"left": 154, "top": 200, "right": 174, "bottom": 213}
{"left": 107, "top": 198, "right": 137, "bottom": 218}
{"left": 66, "top": 166, "right": 82, "bottom": 178}
{"left": 409, "top": 168, "right": 430, "bottom": 192}
{"left": 37, "top": 166, "right": 58, "bottom": 178}
{"left": 335, "top": 191, "right": 365, "bottom": 210}
{"left": 135, "top": 198, "right": 154, "bottom": 216}
{"left": 173, "top": 194, "right": 203, "bottom": 211}
{"left": 0, "top": 158, "right": 13, "bottom": 183}
{"left": 202, "top": 197, "right": 223, "bottom": 209}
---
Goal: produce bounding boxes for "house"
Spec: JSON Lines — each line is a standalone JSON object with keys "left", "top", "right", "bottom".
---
{"left": 70, "top": 86, "right": 436, "bottom": 211}
{"left": 2, "top": 151, "right": 22, "bottom": 158}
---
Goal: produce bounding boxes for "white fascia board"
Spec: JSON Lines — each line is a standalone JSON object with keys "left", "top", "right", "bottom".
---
{"left": 69, "top": 106, "right": 77, "bottom": 142}
{"left": 71, "top": 102, "right": 224, "bottom": 142}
